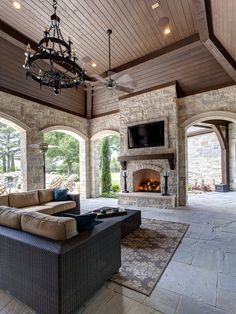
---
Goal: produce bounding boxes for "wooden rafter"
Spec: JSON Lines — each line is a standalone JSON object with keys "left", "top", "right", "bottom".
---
{"left": 192, "top": 0, "right": 236, "bottom": 82}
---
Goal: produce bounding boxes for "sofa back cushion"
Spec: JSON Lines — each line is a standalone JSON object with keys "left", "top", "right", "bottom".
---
{"left": 0, "top": 206, "right": 22, "bottom": 230}
{"left": 0, "top": 195, "right": 9, "bottom": 207}
{"left": 21, "top": 212, "right": 78, "bottom": 240}
{"left": 9, "top": 191, "right": 39, "bottom": 208}
{"left": 38, "top": 189, "right": 53, "bottom": 204}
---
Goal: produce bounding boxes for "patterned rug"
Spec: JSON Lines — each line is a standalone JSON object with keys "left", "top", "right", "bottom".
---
{"left": 111, "top": 218, "right": 189, "bottom": 295}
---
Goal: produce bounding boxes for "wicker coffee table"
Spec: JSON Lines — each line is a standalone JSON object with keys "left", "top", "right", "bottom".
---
{"left": 93, "top": 208, "right": 141, "bottom": 238}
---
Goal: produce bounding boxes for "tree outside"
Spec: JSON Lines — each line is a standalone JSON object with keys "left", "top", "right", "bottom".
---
{"left": 0, "top": 122, "right": 21, "bottom": 191}
{"left": 44, "top": 132, "right": 80, "bottom": 186}
{"left": 99, "top": 135, "right": 120, "bottom": 197}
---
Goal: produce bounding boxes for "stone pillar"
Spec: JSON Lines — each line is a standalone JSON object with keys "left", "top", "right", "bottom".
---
{"left": 90, "top": 139, "right": 100, "bottom": 198}
{"left": 229, "top": 122, "right": 236, "bottom": 191}
{"left": 79, "top": 139, "right": 90, "bottom": 199}
{"left": 177, "top": 126, "right": 187, "bottom": 206}
{"left": 25, "top": 129, "right": 44, "bottom": 190}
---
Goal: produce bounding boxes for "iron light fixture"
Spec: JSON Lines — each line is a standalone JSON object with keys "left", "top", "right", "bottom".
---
{"left": 23, "top": 0, "right": 84, "bottom": 95}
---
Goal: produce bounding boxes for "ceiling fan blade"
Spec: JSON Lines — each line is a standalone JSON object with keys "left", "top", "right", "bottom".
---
{"left": 116, "top": 85, "right": 135, "bottom": 93}
{"left": 91, "top": 74, "right": 106, "bottom": 83}
{"left": 116, "top": 74, "right": 135, "bottom": 85}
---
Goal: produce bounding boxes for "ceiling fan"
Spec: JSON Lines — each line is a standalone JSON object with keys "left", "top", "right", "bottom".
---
{"left": 88, "top": 29, "right": 136, "bottom": 94}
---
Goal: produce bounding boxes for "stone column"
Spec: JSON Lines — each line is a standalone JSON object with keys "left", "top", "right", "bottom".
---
{"left": 177, "top": 126, "right": 187, "bottom": 206}
{"left": 229, "top": 122, "right": 236, "bottom": 191}
{"left": 79, "top": 139, "right": 90, "bottom": 199}
{"left": 25, "top": 129, "right": 44, "bottom": 190}
{"left": 90, "top": 139, "right": 100, "bottom": 198}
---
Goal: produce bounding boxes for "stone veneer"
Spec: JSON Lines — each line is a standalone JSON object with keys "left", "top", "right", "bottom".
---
{"left": 1, "top": 84, "right": 236, "bottom": 205}
{"left": 118, "top": 85, "right": 178, "bottom": 207}
{"left": 187, "top": 132, "right": 221, "bottom": 189}
{"left": 0, "top": 91, "right": 89, "bottom": 198}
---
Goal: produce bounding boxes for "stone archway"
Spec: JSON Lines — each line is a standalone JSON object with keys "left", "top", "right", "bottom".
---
{"left": 178, "top": 111, "right": 236, "bottom": 206}
{"left": 41, "top": 126, "right": 89, "bottom": 199}
{"left": 0, "top": 113, "right": 30, "bottom": 191}
{"left": 91, "top": 130, "right": 120, "bottom": 198}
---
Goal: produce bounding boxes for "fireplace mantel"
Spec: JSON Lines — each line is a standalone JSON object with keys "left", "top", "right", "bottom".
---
{"left": 118, "top": 153, "right": 175, "bottom": 170}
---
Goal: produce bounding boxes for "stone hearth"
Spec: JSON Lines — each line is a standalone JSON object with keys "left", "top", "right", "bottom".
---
{"left": 117, "top": 192, "right": 176, "bottom": 209}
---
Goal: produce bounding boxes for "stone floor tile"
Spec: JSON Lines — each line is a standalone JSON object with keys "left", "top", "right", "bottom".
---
{"left": 94, "top": 293, "right": 162, "bottom": 314}
{"left": 106, "top": 282, "right": 146, "bottom": 303}
{"left": 177, "top": 296, "right": 230, "bottom": 314}
{"left": 158, "top": 261, "right": 217, "bottom": 306}
{"left": 219, "top": 252, "right": 236, "bottom": 275}
{"left": 0, "top": 291, "right": 12, "bottom": 311}
{"left": 191, "top": 246, "right": 219, "bottom": 271}
{"left": 217, "top": 289, "right": 236, "bottom": 314}
{"left": 0, "top": 299, "right": 35, "bottom": 314}
{"left": 218, "top": 273, "right": 236, "bottom": 293}
{"left": 84, "top": 285, "right": 115, "bottom": 314}
{"left": 173, "top": 238, "right": 198, "bottom": 264}
{"left": 144, "top": 286, "right": 180, "bottom": 314}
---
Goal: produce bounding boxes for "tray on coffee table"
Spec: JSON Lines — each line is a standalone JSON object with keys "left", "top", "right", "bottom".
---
{"left": 93, "top": 207, "right": 127, "bottom": 219}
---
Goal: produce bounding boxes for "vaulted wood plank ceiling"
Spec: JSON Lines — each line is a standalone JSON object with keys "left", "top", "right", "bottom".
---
{"left": 0, "top": 0, "right": 196, "bottom": 74}
{"left": 0, "top": 0, "right": 235, "bottom": 115}
{"left": 210, "top": 0, "right": 236, "bottom": 61}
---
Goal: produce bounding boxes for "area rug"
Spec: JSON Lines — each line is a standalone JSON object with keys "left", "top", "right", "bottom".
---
{"left": 111, "top": 218, "right": 189, "bottom": 296}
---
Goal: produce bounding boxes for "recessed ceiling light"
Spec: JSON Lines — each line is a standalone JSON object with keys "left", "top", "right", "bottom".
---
{"left": 91, "top": 62, "right": 97, "bottom": 67}
{"left": 152, "top": 2, "right": 159, "bottom": 9}
{"left": 164, "top": 28, "right": 171, "bottom": 35}
{"left": 13, "top": 1, "right": 21, "bottom": 9}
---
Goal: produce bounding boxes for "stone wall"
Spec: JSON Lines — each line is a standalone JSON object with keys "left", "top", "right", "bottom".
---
{"left": 0, "top": 91, "right": 89, "bottom": 197}
{"left": 178, "top": 85, "right": 236, "bottom": 204}
{"left": 187, "top": 132, "right": 221, "bottom": 189}
{"left": 119, "top": 85, "right": 178, "bottom": 196}
{"left": 229, "top": 123, "right": 236, "bottom": 191}
{"left": 90, "top": 113, "right": 120, "bottom": 197}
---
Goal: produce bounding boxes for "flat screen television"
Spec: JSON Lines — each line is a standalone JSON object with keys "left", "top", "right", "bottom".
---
{"left": 128, "top": 121, "right": 165, "bottom": 149}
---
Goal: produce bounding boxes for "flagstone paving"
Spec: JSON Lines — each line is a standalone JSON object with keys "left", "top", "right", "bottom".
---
{"left": 1, "top": 192, "right": 236, "bottom": 313}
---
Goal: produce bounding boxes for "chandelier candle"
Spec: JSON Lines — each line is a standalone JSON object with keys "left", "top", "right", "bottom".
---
{"left": 23, "top": 0, "right": 84, "bottom": 95}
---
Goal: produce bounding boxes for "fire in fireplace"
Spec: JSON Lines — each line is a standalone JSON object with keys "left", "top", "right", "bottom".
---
{"left": 138, "top": 179, "right": 161, "bottom": 192}
{"left": 133, "top": 169, "right": 161, "bottom": 193}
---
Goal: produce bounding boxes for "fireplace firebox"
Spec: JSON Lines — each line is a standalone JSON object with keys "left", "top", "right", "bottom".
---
{"left": 133, "top": 169, "right": 161, "bottom": 193}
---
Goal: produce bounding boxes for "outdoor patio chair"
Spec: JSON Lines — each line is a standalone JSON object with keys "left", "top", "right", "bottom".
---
{"left": 65, "top": 174, "right": 78, "bottom": 192}
{"left": 48, "top": 176, "right": 64, "bottom": 189}
{"left": 0, "top": 185, "right": 7, "bottom": 195}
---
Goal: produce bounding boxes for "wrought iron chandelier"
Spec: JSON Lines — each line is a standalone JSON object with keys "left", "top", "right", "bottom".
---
{"left": 23, "top": 0, "right": 84, "bottom": 95}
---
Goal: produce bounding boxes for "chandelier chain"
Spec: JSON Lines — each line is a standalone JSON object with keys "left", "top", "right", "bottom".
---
{"left": 53, "top": 0, "right": 57, "bottom": 14}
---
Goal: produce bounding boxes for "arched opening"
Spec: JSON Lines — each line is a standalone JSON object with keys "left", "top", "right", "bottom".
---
{"left": 41, "top": 126, "right": 88, "bottom": 199}
{"left": 180, "top": 111, "right": 236, "bottom": 206}
{"left": 91, "top": 130, "right": 120, "bottom": 198}
{"left": 0, "top": 116, "right": 27, "bottom": 193}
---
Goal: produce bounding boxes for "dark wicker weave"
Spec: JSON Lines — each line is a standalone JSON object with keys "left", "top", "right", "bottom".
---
{"left": 0, "top": 220, "right": 121, "bottom": 314}
{"left": 66, "top": 193, "right": 80, "bottom": 214}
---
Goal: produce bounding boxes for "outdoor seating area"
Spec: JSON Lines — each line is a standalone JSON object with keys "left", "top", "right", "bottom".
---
{"left": 0, "top": 0, "right": 236, "bottom": 313}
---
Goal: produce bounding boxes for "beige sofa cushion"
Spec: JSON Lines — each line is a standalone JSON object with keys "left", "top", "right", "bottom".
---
{"left": 19, "top": 205, "right": 54, "bottom": 215}
{"left": 9, "top": 191, "right": 39, "bottom": 208}
{"left": 38, "top": 189, "right": 53, "bottom": 204}
{"left": 21, "top": 212, "right": 78, "bottom": 240}
{"left": 0, "top": 195, "right": 9, "bottom": 206}
{"left": 44, "top": 201, "right": 76, "bottom": 214}
{"left": 0, "top": 206, "right": 22, "bottom": 230}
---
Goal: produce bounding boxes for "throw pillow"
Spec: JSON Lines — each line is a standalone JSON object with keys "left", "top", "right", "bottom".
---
{"left": 53, "top": 189, "right": 68, "bottom": 201}
{"left": 62, "top": 213, "right": 97, "bottom": 232}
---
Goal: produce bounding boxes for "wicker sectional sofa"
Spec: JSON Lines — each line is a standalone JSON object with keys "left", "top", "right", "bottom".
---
{"left": 0, "top": 190, "right": 121, "bottom": 314}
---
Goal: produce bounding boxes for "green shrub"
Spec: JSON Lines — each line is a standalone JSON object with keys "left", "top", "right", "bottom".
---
{"left": 112, "top": 184, "right": 120, "bottom": 192}
{"left": 187, "top": 184, "right": 193, "bottom": 191}
{"left": 100, "top": 192, "right": 117, "bottom": 199}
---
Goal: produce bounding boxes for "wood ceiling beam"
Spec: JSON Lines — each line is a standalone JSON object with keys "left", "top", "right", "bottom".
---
{"left": 100, "top": 34, "right": 200, "bottom": 78}
{"left": 192, "top": 0, "right": 236, "bottom": 82}
{"left": 0, "top": 19, "right": 91, "bottom": 81}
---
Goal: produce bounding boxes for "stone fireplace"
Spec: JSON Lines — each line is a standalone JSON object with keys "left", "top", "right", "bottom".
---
{"left": 117, "top": 85, "right": 178, "bottom": 208}
{"left": 133, "top": 169, "right": 161, "bottom": 193}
